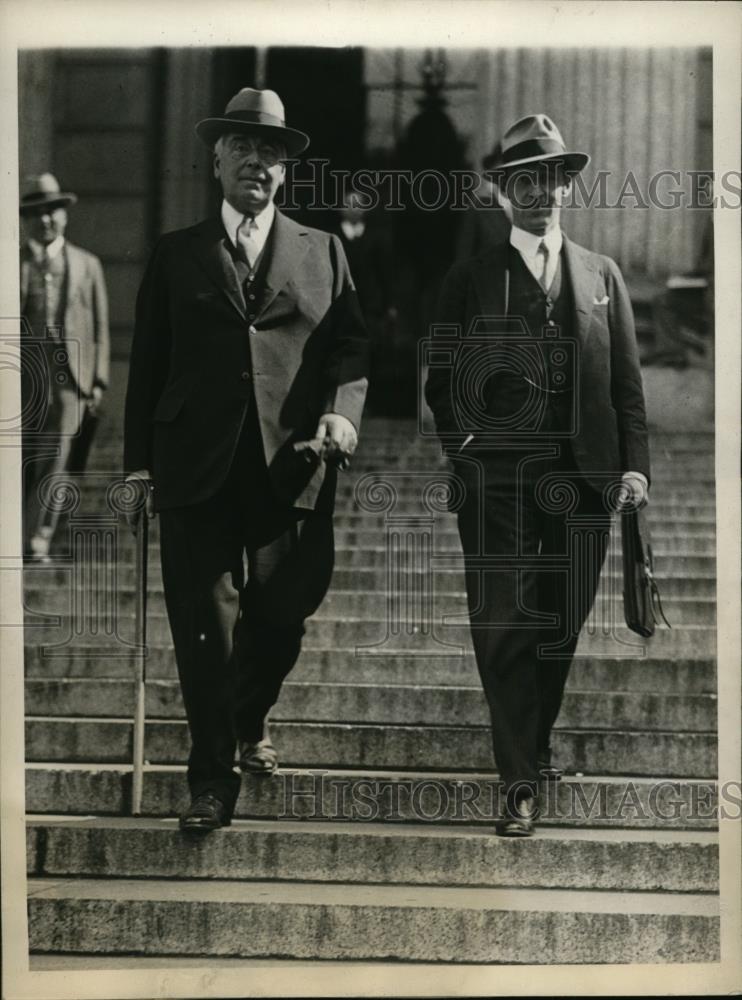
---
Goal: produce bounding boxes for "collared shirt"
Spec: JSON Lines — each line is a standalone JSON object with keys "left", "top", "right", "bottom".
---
{"left": 340, "top": 219, "right": 366, "bottom": 242}
{"left": 28, "top": 235, "right": 65, "bottom": 263}
{"left": 221, "top": 198, "right": 275, "bottom": 259}
{"left": 510, "top": 224, "right": 562, "bottom": 291}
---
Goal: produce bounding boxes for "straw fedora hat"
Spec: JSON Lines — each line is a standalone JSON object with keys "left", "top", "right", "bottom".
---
{"left": 485, "top": 114, "right": 589, "bottom": 178}
{"left": 20, "top": 173, "right": 78, "bottom": 214}
{"left": 195, "top": 87, "right": 310, "bottom": 156}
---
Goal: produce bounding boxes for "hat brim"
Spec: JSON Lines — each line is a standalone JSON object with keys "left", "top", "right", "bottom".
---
{"left": 485, "top": 151, "right": 590, "bottom": 180}
{"left": 195, "top": 118, "right": 310, "bottom": 156}
{"left": 19, "top": 193, "right": 77, "bottom": 214}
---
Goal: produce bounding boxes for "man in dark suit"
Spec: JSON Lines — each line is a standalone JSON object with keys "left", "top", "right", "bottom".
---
{"left": 124, "top": 88, "right": 368, "bottom": 833}
{"left": 425, "top": 115, "right": 650, "bottom": 837}
{"left": 20, "top": 173, "right": 110, "bottom": 561}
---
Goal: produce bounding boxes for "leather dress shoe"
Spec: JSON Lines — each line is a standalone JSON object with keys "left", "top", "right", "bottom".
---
{"left": 495, "top": 795, "right": 538, "bottom": 838}
{"left": 239, "top": 735, "right": 278, "bottom": 775}
{"left": 538, "top": 759, "right": 565, "bottom": 781}
{"left": 179, "top": 792, "right": 231, "bottom": 834}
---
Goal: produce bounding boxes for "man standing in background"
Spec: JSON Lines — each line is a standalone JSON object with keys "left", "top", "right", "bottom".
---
{"left": 20, "top": 173, "right": 110, "bottom": 562}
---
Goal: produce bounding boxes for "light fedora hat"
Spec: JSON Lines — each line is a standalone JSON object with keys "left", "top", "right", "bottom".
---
{"left": 20, "top": 173, "right": 78, "bottom": 214}
{"left": 485, "top": 114, "right": 589, "bottom": 177}
{"left": 195, "top": 87, "right": 310, "bottom": 156}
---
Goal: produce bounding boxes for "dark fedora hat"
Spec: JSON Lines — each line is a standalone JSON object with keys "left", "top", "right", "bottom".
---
{"left": 484, "top": 114, "right": 589, "bottom": 179}
{"left": 195, "top": 87, "right": 310, "bottom": 156}
{"left": 20, "top": 173, "right": 77, "bottom": 214}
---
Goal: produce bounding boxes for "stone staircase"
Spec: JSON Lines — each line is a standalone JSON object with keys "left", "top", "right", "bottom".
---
{"left": 24, "top": 411, "right": 718, "bottom": 966}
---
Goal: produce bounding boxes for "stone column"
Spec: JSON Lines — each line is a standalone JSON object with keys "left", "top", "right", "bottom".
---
{"left": 158, "top": 48, "right": 215, "bottom": 234}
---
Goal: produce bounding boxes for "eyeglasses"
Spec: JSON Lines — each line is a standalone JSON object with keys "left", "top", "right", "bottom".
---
{"left": 225, "top": 139, "right": 285, "bottom": 166}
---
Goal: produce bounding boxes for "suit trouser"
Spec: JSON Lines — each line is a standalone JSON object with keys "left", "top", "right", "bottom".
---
{"left": 158, "top": 407, "right": 335, "bottom": 813}
{"left": 23, "top": 377, "right": 86, "bottom": 549}
{"left": 453, "top": 441, "right": 611, "bottom": 808}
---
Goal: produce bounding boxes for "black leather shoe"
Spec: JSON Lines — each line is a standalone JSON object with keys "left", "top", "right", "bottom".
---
{"left": 538, "top": 759, "right": 565, "bottom": 781}
{"left": 496, "top": 795, "right": 538, "bottom": 838}
{"left": 239, "top": 735, "right": 278, "bottom": 775}
{"left": 179, "top": 792, "right": 231, "bottom": 835}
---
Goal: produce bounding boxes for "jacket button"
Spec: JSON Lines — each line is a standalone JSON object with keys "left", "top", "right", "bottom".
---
{"left": 248, "top": 325, "right": 257, "bottom": 335}
{"left": 241, "top": 371, "right": 251, "bottom": 381}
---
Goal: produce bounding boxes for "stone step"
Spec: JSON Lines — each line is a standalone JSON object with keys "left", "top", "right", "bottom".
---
{"left": 26, "top": 817, "right": 719, "bottom": 893}
{"left": 333, "top": 515, "right": 716, "bottom": 533}
{"left": 24, "top": 718, "right": 717, "bottom": 776}
{"left": 23, "top": 647, "right": 717, "bottom": 692}
{"left": 20, "top": 591, "right": 717, "bottom": 626}
{"left": 21, "top": 572, "right": 718, "bottom": 602}
{"left": 22, "top": 618, "right": 716, "bottom": 658}
{"left": 20, "top": 554, "right": 719, "bottom": 586}
{"left": 327, "top": 571, "right": 716, "bottom": 598}
{"left": 26, "top": 529, "right": 719, "bottom": 559}
{"left": 23, "top": 679, "right": 718, "bottom": 732}
{"left": 40, "top": 500, "right": 720, "bottom": 526}
{"left": 25, "top": 765, "right": 723, "bottom": 830}
{"left": 331, "top": 550, "right": 718, "bottom": 575}
{"left": 26, "top": 876, "right": 720, "bottom": 963}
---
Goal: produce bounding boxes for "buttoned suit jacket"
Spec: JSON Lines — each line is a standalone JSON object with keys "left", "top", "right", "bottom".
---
{"left": 425, "top": 235, "right": 651, "bottom": 491}
{"left": 123, "top": 210, "right": 369, "bottom": 512}
{"left": 20, "top": 241, "right": 110, "bottom": 396}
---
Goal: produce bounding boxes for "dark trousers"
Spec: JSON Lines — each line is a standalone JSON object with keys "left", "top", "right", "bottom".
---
{"left": 158, "top": 406, "right": 334, "bottom": 813}
{"left": 453, "top": 440, "right": 611, "bottom": 807}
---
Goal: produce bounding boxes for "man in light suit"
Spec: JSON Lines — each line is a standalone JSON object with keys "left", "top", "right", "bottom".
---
{"left": 124, "top": 89, "right": 368, "bottom": 833}
{"left": 425, "top": 115, "right": 650, "bottom": 836}
{"left": 20, "top": 174, "right": 110, "bottom": 561}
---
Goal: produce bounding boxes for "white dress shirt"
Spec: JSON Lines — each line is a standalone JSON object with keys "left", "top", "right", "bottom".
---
{"left": 29, "top": 235, "right": 65, "bottom": 263}
{"left": 340, "top": 219, "right": 366, "bottom": 241}
{"left": 221, "top": 199, "right": 275, "bottom": 261}
{"left": 510, "top": 224, "right": 563, "bottom": 291}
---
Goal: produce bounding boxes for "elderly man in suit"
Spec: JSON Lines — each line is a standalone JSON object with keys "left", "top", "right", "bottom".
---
{"left": 124, "top": 88, "right": 368, "bottom": 834}
{"left": 20, "top": 173, "right": 110, "bottom": 562}
{"left": 425, "top": 115, "right": 650, "bottom": 837}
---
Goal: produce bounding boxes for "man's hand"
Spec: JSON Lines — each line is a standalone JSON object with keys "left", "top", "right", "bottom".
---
{"left": 616, "top": 471, "right": 649, "bottom": 511}
{"left": 124, "top": 469, "right": 154, "bottom": 533}
{"left": 88, "top": 385, "right": 104, "bottom": 414}
{"left": 314, "top": 413, "right": 358, "bottom": 463}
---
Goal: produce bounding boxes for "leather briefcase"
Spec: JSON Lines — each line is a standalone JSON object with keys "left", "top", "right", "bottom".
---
{"left": 621, "top": 508, "right": 671, "bottom": 637}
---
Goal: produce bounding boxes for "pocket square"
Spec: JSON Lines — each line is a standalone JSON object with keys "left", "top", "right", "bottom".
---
{"left": 594, "top": 294, "right": 610, "bottom": 305}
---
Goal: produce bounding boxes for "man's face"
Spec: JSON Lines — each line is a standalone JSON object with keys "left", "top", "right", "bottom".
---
{"left": 502, "top": 163, "right": 571, "bottom": 235}
{"left": 24, "top": 205, "right": 68, "bottom": 245}
{"left": 214, "top": 132, "right": 286, "bottom": 215}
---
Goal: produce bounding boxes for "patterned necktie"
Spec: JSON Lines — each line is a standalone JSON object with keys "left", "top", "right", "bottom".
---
{"left": 536, "top": 240, "right": 550, "bottom": 292}
{"left": 236, "top": 214, "right": 259, "bottom": 268}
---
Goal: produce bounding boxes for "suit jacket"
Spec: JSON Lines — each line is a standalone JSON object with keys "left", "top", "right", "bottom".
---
{"left": 20, "top": 241, "right": 110, "bottom": 396}
{"left": 123, "top": 210, "right": 369, "bottom": 512}
{"left": 425, "top": 235, "right": 651, "bottom": 490}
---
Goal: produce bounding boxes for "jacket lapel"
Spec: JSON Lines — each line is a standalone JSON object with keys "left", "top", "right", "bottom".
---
{"left": 259, "top": 210, "right": 309, "bottom": 317}
{"left": 65, "top": 242, "right": 86, "bottom": 309}
{"left": 561, "top": 235, "right": 599, "bottom": 347}
{"left": 189, "top": 217, "right": 246, "bottom": 319}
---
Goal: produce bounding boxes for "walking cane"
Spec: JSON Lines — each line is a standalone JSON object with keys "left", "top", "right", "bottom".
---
{"left": 131, "top": 484, "right": 149, "bottom": 816}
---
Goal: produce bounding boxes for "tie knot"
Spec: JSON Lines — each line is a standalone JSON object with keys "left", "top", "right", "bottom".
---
{"left": 239, "top": 213, "right": 256, "bottom": 236}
